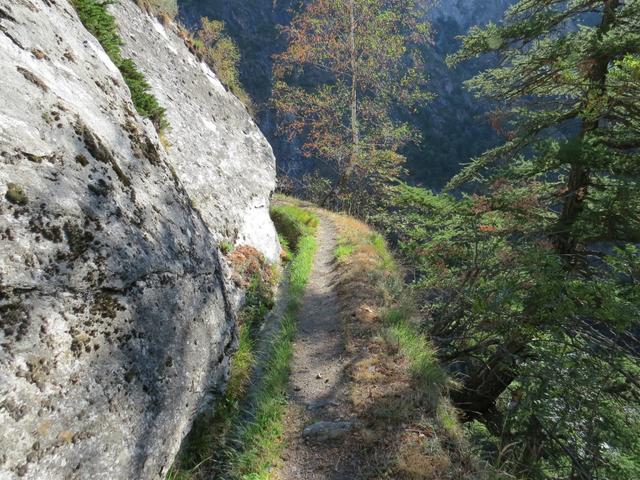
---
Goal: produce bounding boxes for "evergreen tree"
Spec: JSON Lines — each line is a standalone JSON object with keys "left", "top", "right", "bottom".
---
{"left": 377, "top": 1, "right": 640, "bottom": 478}
{"left": 448, "top": 0, "right": 640, "bottom": 253}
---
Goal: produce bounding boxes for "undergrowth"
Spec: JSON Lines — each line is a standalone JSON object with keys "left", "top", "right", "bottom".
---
{"left": 191, "top": 18, "right": 253, "bottom": 110}
{"left": 168, "top": 247, "right": 276, "bottom": 479}
{"left": 167, "top": 202, "right": 318, "bottom": 479}
{"left": 223, "top": 204, "right": 318, "bottom": 479}
{"left": 71, "top": 0, "right": 168, "bottom": 131}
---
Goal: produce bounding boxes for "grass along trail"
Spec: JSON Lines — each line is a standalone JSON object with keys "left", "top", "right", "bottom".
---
{"left": 170, "top": 199, "right": 496, "bottom": 479}
{"left": 277, "top": 210, "right": 359, "bottom": 479}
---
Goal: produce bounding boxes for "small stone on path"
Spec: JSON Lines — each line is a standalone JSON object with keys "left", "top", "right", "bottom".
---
{"left": 302, "top": 421, "right": 354, "bottom": 442}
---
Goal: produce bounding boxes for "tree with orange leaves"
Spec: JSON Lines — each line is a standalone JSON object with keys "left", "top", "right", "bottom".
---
{"left": 273, "top": 0, "right": 431, "bottom": 214}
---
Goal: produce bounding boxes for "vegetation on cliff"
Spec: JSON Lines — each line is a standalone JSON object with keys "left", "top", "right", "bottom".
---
{"left": 71, "top": 0, "right": 168, "bottom": 131}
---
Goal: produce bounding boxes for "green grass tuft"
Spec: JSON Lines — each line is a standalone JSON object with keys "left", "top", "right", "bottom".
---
{"left": 270, "top": 204, "right": 319, "bottom": 252}
{"left": 71, "top": 0, "right": 168, "bottom": 131}
{"left": 167, "top": 271, "right": 274, "bottom": 478}
{"left": 225, "top": 207, "right": 318, "bottom": 479}
{"left": 385, "top": 309, "right": 448, "bottom": 409}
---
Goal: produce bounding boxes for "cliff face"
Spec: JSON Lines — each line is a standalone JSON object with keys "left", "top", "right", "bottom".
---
{"left": 178, "top": 0, "right": 298, "bottom": 176}
{"left": 112, "top": 1, "right": 280, "bottom": 262}
{"left": 0, "top": 1, "right": 278, "bottom": 479}
{"left": 406, "top": 0, "right": 516, "bottom": 186}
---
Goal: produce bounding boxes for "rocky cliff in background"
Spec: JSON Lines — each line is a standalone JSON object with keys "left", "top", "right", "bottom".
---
{"left": 178, "top": 0, "right": 514, "bottom": 189}
{"left": 0, "top": 0, "right": 279, "bottom": 478}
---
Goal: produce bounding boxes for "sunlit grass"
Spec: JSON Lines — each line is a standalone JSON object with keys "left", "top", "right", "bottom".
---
{"left": 224, "top": 205, "right": 318, "bottom": 479}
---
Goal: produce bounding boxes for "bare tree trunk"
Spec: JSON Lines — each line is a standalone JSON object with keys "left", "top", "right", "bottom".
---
{"left": 349, "top": 0, "right": 359, "bottom": 172}
{"left": 325, "top": 0, "right": 359, "bottom": 207}
{"left": 556, "top": 0, "right": 619, "bottom": 255}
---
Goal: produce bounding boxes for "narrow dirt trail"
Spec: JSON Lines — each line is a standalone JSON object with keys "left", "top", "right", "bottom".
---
{"left": 276, "top": 213, "right": 361, "bottom": 480}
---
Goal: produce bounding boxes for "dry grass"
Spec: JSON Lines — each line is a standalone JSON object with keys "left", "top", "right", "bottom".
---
{"left": 324, "top": 209, "right": 498, "bottom": 480}
{"left": 227, "top": 245, "right": 275, "bottom": 289}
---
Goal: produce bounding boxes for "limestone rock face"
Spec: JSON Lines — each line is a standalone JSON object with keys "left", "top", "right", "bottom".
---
{"left": 0, "top": 0, "right": 277, "bottom": 478}
{"left": 111, "top": 0, "right": 280, "bottom": 262}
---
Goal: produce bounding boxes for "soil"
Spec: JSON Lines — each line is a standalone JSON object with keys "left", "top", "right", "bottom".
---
{"left": 276, "top": 213, "right": 363, "bottom": 480}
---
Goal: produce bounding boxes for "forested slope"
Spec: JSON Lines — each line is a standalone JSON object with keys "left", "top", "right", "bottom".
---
{"left": 177, "top": 0, "right": 513, "bottom": 188}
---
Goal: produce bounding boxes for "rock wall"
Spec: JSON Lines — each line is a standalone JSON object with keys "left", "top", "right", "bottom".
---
{"left": 0, "top": 0, "right": 278, "bottom": 478}
{"left": 111, "top": 1, "right": 280, "bottom": 262}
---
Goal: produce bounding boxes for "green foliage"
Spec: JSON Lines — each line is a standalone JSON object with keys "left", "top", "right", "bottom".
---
{"left": 5, "top": 183, "right": 28, "bottom": 206}
{"left": 334, "top": 241, "right": 355, "bottom": 262}
{"left": 384, "top": 306, "right": 448, "bottom": 410}
{"left": 138, "top": 0, "right": 178, "bottom": 18}
{"left": 225, "top": 206, "right": 318, "bottom": 479}
{"left": 273, "top": 0, "right": 432, "bottom": 215}
{"left": 414, "top": 5, "right": 640, "bottom": 476}
{"left": 219, "top": 240, "right": 235, "bottom": 255}
{"left": 445, "top": 1, "right": 640, "bottom": 244}
{"left": 193, "top": 18, "right": 252, "bottom": 109}
{"left": 378, "top": 182, "right": 640, "bottom": 479}
{"left": 169, "top": 202, "right": 319, "bottom": 479}
{"left": 71, "top": 0, "right": 167, "bottom": 131}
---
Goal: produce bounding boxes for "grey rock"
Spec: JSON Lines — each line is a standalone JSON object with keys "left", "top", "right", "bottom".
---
{"left": 302, "top": 421, "right": 355, "bottom": 442}
{"left": 0, "top": 0, "right": 277, "bottom": 479}
{"left": 110, "top": 1, "right": 280, "bottom": 262}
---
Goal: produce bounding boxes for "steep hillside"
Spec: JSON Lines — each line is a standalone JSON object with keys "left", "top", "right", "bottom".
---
{"left": 0, "top": 0, "right": 278, "bottom": 478}
{"left": 177, "top": 0, "right": 514, "bottom": 188}
{"left": 408, "top": 0, "right": 514, "bottom": 187}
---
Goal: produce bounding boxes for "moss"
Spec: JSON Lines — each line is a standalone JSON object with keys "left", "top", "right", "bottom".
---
{"left": 1, "top": 302, "right": 29, "bottom": 341}
{"left": 63, "top": 50, "right": 76, "bottom": 62}
{"left": 28, "top": 216, "right": 63, "bottom": 243}
{"left": 75, "top": 121, "right": 112, "bottom": 164}
{"left": 24, "top": 357, "right": 51, "bottom": 390}
{"left": 124, "top": 367, "right": 137, "bottom": 383}
{"left": 89, "top": 292, "right": 125, "bottom": 320}
{"left": 88, "top": 179, "right": 112, "bottom": 196}
{"left": 16, "top": 66, "right": 48, "bottom": 92}
{"left": 30, "top": 48, "right": 47, "bottom": 60}
{"left": 63, "top": 221, "right": 94, "bottom": 259}
{"left": 219, "top": 240, "right": 235, "bottom": 255}
{"left": 75, "top": 154, "right": 89, "bottom": 167}
{"left": 5, "top": 183, "right": 28, "bottom": 206}
{"left": 75, "top": 121, "right": 131, "bottom": 187}
{"left": 124, "top": 119, "right": 161, "bottom": 166}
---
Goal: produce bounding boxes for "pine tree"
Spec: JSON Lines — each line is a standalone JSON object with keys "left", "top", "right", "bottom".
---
{"left": 448, "top": 0, "right": 640, "bottom": 254}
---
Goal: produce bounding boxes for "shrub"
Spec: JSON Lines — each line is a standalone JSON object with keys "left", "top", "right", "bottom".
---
{"left": 71, "top": 0, "right": 168, "bottom": 132}
{"left": 193, "top": 18, "right": 252, "bottom": 109}
{"left": 136, "top": 0, "right": 178, "bottom": 19}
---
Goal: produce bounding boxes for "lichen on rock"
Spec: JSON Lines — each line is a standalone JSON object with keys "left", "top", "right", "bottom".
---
{"left": 0, "top": 0, "right": 279, "bottom": 479}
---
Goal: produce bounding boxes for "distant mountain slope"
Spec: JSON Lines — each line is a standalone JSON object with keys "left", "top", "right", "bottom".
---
{"left": 178, "top": 0, "right": 514, "bottom": 188}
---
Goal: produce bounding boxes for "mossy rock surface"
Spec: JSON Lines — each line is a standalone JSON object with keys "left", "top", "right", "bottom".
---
{"left": 5, "top": 183, "right": 28, "bottom": 206}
